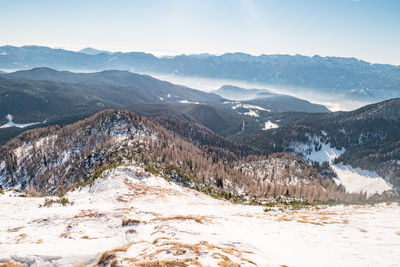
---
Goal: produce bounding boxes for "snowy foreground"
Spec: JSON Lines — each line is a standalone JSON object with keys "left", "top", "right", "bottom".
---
{"left": 0, "top": 166, "right": 399, "bottom": 267}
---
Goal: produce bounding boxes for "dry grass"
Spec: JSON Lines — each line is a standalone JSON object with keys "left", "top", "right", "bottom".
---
{"left": 16, "top": 233, "right": 28, "bottom": 243}
{"left": 275, "top": 216, "right": 291, "bottom": 222}
{"left": 73, "top": 210, "right": 105, "bottom": 219}
{"left": 0, "top": 262, "right": 25, "bottom": 267}
{"left": 359, "top": 228, "right": 368, "bottom": 233}
{"left": 135, "top": 259, "right": 200, "bottom": 267}
{"left": 396, "top": 231, "right": 400, "bottom": 236}
{"left": 153, "top": 215, "right": 211, "bottom": 224}
{"left": 275, "top": 211, "right": 350, "bottom": 226}
{"left": 122, "top": 218, "right": 141, "bottom": 226}
{"left": 213, "top": 253, "right": 241, "bottom": 267}
{"left": 97, "top": 251, "right": 116, "bottom": 266}
{"left": 96, "top": 238, "right": 256, "bottom": 266}
{"left": 36, "top": 239, "right": 43, "bottom": 244}
{"left": 116, "top": 195, "right": 129, "bottom": 202}
{"left": 143, "top": 240, "right": 255, "bottom": 266}
{"left": 296, "top": 219, "right": 324, "bottom": 226}
{"left": 59, "top": 232, "right": 71, "bottom": 238}
{"left": 125, "top": 229, "right": 137, "bottom": 234}
{"left": 152, "top": 236, "right": 171, "bottom": 245}
{"left": 7, "top": 226, "right": 24, "bottom": 232}
{"left": 29, "top": 218, "right": 49, "bottom": 224}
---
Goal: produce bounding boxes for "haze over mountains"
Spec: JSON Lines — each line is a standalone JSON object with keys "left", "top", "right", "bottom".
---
{"left": 1, "top": 45, "right": 400, "bottom": 104}
{"left": 0, "top": 67, "right": 331, "bottom": 144}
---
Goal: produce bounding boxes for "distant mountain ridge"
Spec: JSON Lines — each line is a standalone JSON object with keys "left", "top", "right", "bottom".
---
{"left": 213, "top": 85, "right": 274, "bottom": 101}
{"left": 78, "top": 47, "right": 112, "bottom": 55}
{"left": 213, "top": 85, "right": 330, "bottom": 113}
{"left": 1, "top": 45, "right": 400, "bottom": 101}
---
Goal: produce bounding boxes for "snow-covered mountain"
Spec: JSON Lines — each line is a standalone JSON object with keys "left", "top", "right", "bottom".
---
{"left": 232, "top": 98, "right": 400, "bottom": 196}
{"left": 0, "top": 109, "right": 366, "bottom": 204}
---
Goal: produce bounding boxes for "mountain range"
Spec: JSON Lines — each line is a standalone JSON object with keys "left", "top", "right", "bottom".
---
{"left": 0, "top": 67, "right": 329, "bottom": 144}
{"left": 1, "top": 45, "right": 400, "bottom": 102}
{"left": 0, "top": 57, "right": 399, "bottom": 199}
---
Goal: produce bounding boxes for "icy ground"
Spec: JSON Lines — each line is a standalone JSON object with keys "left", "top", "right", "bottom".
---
{"left": 0, "top": 166, "right": 399, "bottom": 267}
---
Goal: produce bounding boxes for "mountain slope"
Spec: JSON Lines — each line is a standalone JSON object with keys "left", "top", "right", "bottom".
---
{"left": 3, "top": 67, "right": 223, "bottom": 104}
{"left": 0, "top": 68, "right": 225, "bottom": 144}
{"left": 0, "top": 109, "right": 359, "bottom": 203}
{"left": 231, "top": 98, "right": 400, "bottom": 194}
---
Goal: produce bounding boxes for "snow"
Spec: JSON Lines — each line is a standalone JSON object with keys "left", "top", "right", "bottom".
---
{"left": 263, "top": 121, "right": 279, "bottom": 130}
{"left": 178, "top": 99, "right": 200, "bottom": 104}
{"left": 290, "top": 136, "right": 392, "bottom": 195}
{"left": 332, "top": 163, "right": 392, "bottom": 196}
{"left": 290, "top": 137, "right": 345, "bottom": 163}
{"left": 0, "top": 51, "right": 7, "bottom": 56}
{"left": 0, "top": 114, "right": 40, "bottom": 129}
{"left": 232, "top": 103, "right": 266, "bottom": 111}
{"left": 243, "top": 109, "right": 259, "bottom": 117}
{"left": 0, "top": 165, "right": 399, "bottom": 266}
{"left": 0, "top": 121, "right": 41, "bottom": 129}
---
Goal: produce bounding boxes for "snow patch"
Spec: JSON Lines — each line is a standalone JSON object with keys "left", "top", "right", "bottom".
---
{"left": 232, "top": 103, "right": 266, "bottom": 111}
{"left": 332, "top": 164, "right": 392, "bottom": 196}
{"left": 0, "top": 114, "right": 40, "bottom": 129}
{"left": 178, "top": 100, "right": 200, "bottom": 105}
{"left": 243, "top": 109, "right": 259, "bottom": 117}
{"left": 290, "top": 136, "right": 345, "bottom": 163}
{"left": 263, "top": 121, "right": 279, "bottom": 130}
{"left": 290, "top": 135, "right": 392, "bottom": 195}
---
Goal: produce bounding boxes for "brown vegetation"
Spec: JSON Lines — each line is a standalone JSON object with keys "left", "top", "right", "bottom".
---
{"left": 0, "top": 262, "right": 25, "bottom": 267}
{"left": 153, "top": 215, "right": 211, "bottom": 224}
{"left": 122, "top": 218, "right": 141, "bottom": 226}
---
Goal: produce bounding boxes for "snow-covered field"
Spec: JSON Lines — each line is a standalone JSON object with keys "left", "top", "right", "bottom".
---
{"left": 0, "top": 166, "right": 399, "bottom": 267}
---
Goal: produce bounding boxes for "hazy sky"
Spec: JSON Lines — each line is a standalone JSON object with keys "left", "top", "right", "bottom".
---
{"left": 1, "top": 0, "right": 399, "bottom": 65}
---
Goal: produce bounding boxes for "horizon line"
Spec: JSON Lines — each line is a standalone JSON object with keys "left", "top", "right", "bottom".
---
{"left": 1, "top": 44, "right": 398, "bottom": 67}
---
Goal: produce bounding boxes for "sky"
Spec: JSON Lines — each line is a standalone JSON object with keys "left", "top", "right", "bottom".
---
{"left": 0, "top": 0, "right": 399, "bottom": 65}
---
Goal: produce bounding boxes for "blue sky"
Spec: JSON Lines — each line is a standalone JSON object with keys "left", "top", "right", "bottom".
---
{"left": 0, "top": 0, "right": 399, "bottom": 65}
